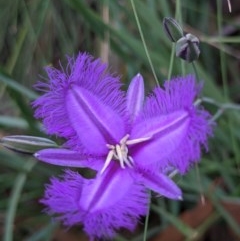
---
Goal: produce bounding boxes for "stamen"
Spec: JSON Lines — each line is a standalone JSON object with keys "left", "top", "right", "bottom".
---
{"left": 121, "top": 145, "right": 128, "bottom": 156}
{"left": 106, "top": 144, "right": 114, "bottom": 149}
{"left": 100, "top": 134, "right": 152, "bottom": 174}
{"left": 128, "top": 156, "right": 134, "bottom": 164}
{"left": 126, "top": 136, "right": 151, "bottom": 145}
{"left": 120, "top": 134, "right": 130, "bottom": 145}
{"left": 123, "top": 157, "right": 133, "bottom": 168}
{"left": 112, "top": 152, "right": 119, "bottom": 160}
{"left": 100, "top": 150, "right": 114, "bottom": 174}
{"left": 116, "top": 144, "right": 125, "bottom": 168}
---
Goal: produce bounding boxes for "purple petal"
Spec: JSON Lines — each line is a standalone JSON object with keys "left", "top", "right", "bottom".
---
{"left": 131, "top": 75, "right": 212, "bottom": 173}
{"left": 79, "top": 162, "right": 134, "bottom": 211}
{"left": 34, "top": 148, "right": 103, "bottom": 170}
{"left": 41, "top": 168, "right": 148, "bottom": 240}
{"left": 165, "top": 108, "right": 212, "bottom": 173}
{"left": 137, "top": 168, "right": 182, "bottom": 199}
{"left": 33, "top": 53, "right": 127, "bottom": 151}
{"left": 131, "top": 110, "right": 190, "bottom": 166}
{"left": 66, "top": 86, "right": 126, "bottom": 155}
{"left": 131, "top": 110, "right": 189, "bottom": 138}
{"left": 127, "top": 74, "right": 144, "bottom": 120}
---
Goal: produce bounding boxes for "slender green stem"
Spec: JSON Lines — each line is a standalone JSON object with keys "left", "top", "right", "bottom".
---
{"left": 4, "top": 159, "right": 36, "bottom": 241}
{"left": 130, "top": 0, "right": 159, "bottom": 86}
{"left": 217, "top": 0, "right": 228, "bottom": 99}
{"left": 196, "top": 95, "right": 240, "bottom": 120}
{"left": 192, "top": 62, "right": 200, "bottom": 82}
{"left": 167, "top": 44, "right": 175, "bottom": 80}
{"left": 143, "top": 191, "right": 151, "bottom": 241}
{"left": 200, "top": 97, "right": 240, "bottom": 110}
{"left": 175, "top": 0, "right": 186, "bottom": 76}
{"left": 201, "top": 36, "right": 240, "bottom": 43}
{"left": 211, "top": 109, "right": 224, "bottom": 122}
{"left": 181, "top": 61, "right": 186, "bottom": 76}
{"left": 217, "top": 0, "right": 240, "bottom": 169}
{"left": 167, "top": 0, "right": 185, "bottom": 80}
{"left": 195, "top": 163, "right": 205, "bottom": 205}
{"left": 195, "top": 96, "right": 240, "bottom": 122}
{"left": 175, "top": 0, "right": 181, "bottom": 20}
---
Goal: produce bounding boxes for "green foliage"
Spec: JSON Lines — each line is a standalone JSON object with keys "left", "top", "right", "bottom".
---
{"left": 0, "top": 0, "right": 240, "bottom": 240}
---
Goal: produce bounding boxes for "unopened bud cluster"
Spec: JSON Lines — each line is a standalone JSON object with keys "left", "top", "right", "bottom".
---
{"left": 163, "top": 17, "right": 200, "bottom": 62}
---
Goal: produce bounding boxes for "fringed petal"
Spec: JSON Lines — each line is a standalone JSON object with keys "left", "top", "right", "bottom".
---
{"left": 127, "top": 74, "right": 144, "bottom": 121}
{"left": 66, "top": 86, "right": 126, "bottom": 155}
{"left": 130, "top": 110, "right": 190, "bottom": 167}
{"left": 132, "top": 75, "right": 212, "bottom": 173}
{"left": 79, "top": 162, "right": 136, "bottom": 211}
{"left": 41, "top": 168, "right": 148, "bottom": 240}
{"left": 165, "top": 107, "right": 212, "bottom": 173}
{"left": 34, "top": 148, "right": 103, "bottom": 170}
{"left": 137, "top": 168, "right": 182, "bottom": 199}
{"left": 33, "top": 53, "right": 127, "bottom": 150}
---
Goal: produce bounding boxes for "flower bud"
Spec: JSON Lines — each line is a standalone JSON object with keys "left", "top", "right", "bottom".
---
{"left": 0, "top": 135, "right": 58, "bottom": 154}
{"left": 163, "top": 17, "right": 184, "bottom": 42}
{"left": 175, "top": 33, "right": 200, "bottom": 62}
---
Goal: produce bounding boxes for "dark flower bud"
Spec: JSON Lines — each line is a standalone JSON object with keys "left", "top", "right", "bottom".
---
{"left": 0, "top": 135, "right": 58, "bottom": 154}
{"left": 175, "top": 33, "right": 200, "bottom": 62}
{"left": 163, "top": 17, "right": 184, "bottom": 42}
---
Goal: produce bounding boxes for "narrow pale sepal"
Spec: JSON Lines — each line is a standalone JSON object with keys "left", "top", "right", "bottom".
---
{"left": 0, "top": 135, "right": 57, "bottom": 154}
{"left": 127, "top": 74, "right": 144, "bottom": 120}
{"left": 137, "top": 169, "right": 182, "bottom": 199}
{"left": 66, "top": 86, "right": 126, "bottom": 155}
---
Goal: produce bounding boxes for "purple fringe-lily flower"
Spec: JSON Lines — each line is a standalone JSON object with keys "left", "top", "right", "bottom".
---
{"left": 33, "top": 53, "right": 212, "bottom": 240}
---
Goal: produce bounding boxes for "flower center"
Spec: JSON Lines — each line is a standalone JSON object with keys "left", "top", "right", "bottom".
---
{"left": 100, "top": 134, "right": 151, "bottom": 174}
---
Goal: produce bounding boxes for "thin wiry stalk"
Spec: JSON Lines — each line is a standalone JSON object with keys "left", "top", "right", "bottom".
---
{"left": 130, "top": 0, "right": 159, "bottom": 86}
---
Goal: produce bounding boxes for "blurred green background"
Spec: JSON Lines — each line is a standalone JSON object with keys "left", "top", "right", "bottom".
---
{"left": 0, "top": 0, "right": 240, "bottom": 240}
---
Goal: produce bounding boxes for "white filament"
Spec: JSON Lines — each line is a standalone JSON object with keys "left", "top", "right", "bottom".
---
{"left": 100, "top": 134, "right": 151, "bottom": 174}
